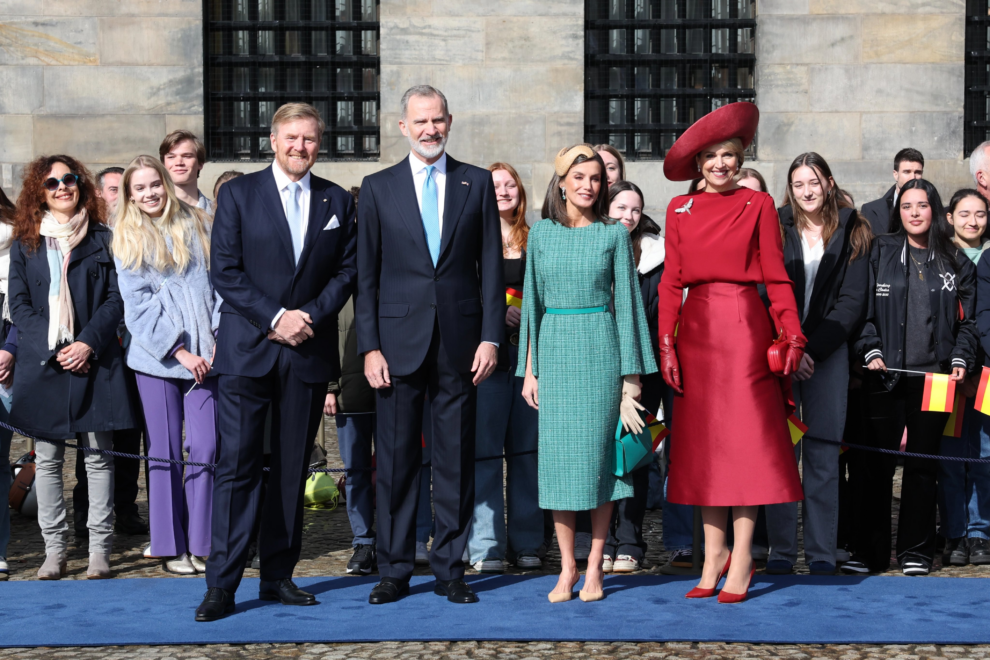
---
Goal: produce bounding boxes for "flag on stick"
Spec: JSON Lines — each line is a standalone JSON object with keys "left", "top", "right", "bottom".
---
{"left": 944, "top": 393, "right": 966, "bottom": 437}
{"left": 975, "top": 367, "right": 990, "bottom": 416}
{"left": 921, "top": 372, "right": 956, "bottom": 413}
{"left": 506, "top": 287, "right": 523, "bottom": 309}
{"left": 645, "top": 413, "right": 670, "bottom": 452}
{"left": 788, "top": 414, "right": 808, "bottom": 445}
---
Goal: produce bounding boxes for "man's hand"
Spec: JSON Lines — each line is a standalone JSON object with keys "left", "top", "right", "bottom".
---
{"left": 505, "top": 306, "right": 521, "bottom": 328}
{"left": 0, "top": 349, "right": 14, "bottom": 388}
{"left": 273, "top": 309, "right": 314, "bottom": 346}
{"left": 364, "top": 350, "right": 391, "bottom": 389}
{"left": 267, "top": 330, "right": 289, "bottom": 345}
{"left": 793, "top": 353, "right": 815, "bottom": 382}
{"left": 324, "top": 392, "right": 338, "bottom": 415}
{"left": 471, "top": 343, "right": 498, "bottom": 386}
{"left": 57, "top": 341, "right": 93, "bottom": 374}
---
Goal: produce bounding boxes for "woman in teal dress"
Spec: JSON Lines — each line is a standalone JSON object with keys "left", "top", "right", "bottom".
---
{"left": 518, "top": 145, "right": 657, "bottom": 602}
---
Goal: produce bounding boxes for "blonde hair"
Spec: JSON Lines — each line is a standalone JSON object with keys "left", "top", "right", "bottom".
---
{"left": 112, "top": 156, "right": 212, "bottom": 274}
{"left": 271, "top": 102, "right": 326, "bottom": 137}
{"left": 696, "top": 138, "right": 745, "bottom": 171}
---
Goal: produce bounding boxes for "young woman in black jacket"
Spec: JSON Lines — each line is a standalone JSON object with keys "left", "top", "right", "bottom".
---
{"left": 765, "top": 153, "right": 873, "bottom": 577}
{"left": 850, "top": 178, "right": 978, "bottom": 576}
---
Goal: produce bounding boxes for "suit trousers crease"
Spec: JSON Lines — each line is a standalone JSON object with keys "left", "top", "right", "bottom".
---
{"left": 376, "top": 320, "right": 476, "bottom": 583}
{"left": 206, "top": 349, "right": 326, "bottom": 592}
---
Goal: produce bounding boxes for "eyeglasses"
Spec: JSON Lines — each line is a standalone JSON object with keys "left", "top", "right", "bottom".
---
{"left": 44, "top": 173, "right": 79, "bottom": 192}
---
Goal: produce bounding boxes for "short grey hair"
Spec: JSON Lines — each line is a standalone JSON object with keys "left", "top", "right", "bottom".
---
{"left": 971, "top": 140, "right": 990, "bottom": 180}
{"left": 400, "top": 85, "right": 449, "bottom": 119}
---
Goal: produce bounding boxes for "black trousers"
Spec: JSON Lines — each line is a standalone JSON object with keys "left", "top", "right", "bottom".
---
{"left": 852, "top": 375, "right": 947, "bottom": 570}
{"left": 836, "top": 386, "right": 865, "bottom": 551}
{"left": 376, "top": 321, "right": 476, "bottom": 583}
{"left": 206, "top": 350, "right": 325, "bottom": 592}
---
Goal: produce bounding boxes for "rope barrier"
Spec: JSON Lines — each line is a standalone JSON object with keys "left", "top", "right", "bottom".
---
{"left": 803, "top": 434, "right": 990, "bottom": 464}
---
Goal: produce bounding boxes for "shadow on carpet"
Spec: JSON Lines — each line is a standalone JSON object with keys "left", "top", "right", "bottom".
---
{"left": 2, "top": 574, "right": 988, "bottom": 647}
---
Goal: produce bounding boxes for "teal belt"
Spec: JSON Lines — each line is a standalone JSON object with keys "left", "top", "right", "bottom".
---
{"left": 545, "top": 305, "right": 609, "bottom": 315}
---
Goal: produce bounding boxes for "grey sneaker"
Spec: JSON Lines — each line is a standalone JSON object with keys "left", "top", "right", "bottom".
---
{"left": 415, "top": 541, "right": 430, "bottom": 566}
{"left": 472, "top": 559, "right": 505, "bottom": 573}
{"left": 516, "top": 555, "right": 542, "bottom": 569}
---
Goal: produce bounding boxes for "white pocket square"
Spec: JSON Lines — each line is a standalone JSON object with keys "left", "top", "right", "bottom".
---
{"left": 323, "top": 215, "right": 340, "bottom": 230}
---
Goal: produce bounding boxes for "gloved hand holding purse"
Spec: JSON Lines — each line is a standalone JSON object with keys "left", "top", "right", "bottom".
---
{"left": 619, "top": 374, "right": 647, "bottom": 435}
{"left": 782, "top": 335, "right": 805, "bottom": 377}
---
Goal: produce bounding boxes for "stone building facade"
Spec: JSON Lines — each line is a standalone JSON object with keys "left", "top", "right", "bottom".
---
{"left": 0, "top": 0, "right": 973, "bottom": 223}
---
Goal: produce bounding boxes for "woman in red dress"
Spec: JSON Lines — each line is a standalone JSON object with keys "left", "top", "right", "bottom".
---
{"left": 657, "top": 103, "right": 806, "bottom": 603}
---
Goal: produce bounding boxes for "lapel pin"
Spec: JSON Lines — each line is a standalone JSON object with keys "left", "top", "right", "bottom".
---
{"left": 461, "top": 181, "right": 470, "bottom": 186}
{"left": 323, "top": 198, "right": 327, "bottom": 202}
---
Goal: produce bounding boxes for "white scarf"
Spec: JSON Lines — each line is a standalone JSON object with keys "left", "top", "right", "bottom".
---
{"left": 39, "top": 210, "right": 89, "bottom": 350}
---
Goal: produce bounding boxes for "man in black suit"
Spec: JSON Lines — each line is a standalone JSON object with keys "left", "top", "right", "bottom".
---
{"left": 356, "top": 85, "right": 504, "bottom": 604}
{"left": 861, "top": 148, "right": 924, "bottom": 235}
{"left": 196, "top": 103, "right": 357, "bottom": 621}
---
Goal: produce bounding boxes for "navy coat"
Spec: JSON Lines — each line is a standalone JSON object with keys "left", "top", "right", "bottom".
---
{"left": 8, "top": 223, "right": 137, "bottom": 438}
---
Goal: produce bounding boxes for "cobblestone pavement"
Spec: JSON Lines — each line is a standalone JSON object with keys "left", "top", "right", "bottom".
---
{"left": 5, "top": 421, "right": 990, "bottom": 658}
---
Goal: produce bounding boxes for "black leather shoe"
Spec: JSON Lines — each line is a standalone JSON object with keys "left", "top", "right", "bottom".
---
{"left": 115, "top": 511, "right": 149, "bottom": 536}
{"left": 369, "top": 578, "right": 409, "bottom": 604}
{"left": 195, "top": 587, "right": 236, "bottom": 622}
{"left": 259, "top": 578, "right": 317, "bottom": 606}
{"left": 969, "top": 538, "right": 990, "bottom": 565}
{"left": 943, "top": 537, "right": 969, "bottom": 566}
{"left": 434, "top": 578, "right": 479, "bottom": 604}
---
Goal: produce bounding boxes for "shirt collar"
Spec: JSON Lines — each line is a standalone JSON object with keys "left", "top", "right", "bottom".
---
{"left": 408, "top": 151, "right": 447, "bottom": 177}
{"left": 272, "top": 159, "right": 311, "bottom": 193}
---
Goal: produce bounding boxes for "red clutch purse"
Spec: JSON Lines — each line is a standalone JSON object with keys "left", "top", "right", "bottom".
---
{"left": 767, "top": 329, "right": 787, "bottom": 376}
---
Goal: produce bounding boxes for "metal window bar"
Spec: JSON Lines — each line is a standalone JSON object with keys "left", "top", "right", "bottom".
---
{"left": 965, "top": 0, "right": 990, "bottom": 156}
{"left": 585, "top": 0, "right": 757, "bottom": 161}
{"left": 204, "top": 0, "right": 380, "bottom": 161}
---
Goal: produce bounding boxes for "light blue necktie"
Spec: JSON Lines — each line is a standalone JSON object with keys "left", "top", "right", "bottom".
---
{"left": 286, "top": 181, "right": 303, "bottom": 264}
{"left": 421, "top": 165, "right": 440, "bottom": 266}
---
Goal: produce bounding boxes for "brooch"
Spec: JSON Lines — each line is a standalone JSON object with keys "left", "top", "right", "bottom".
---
{"left": 675, "top": 198, "right": 693, "bottom": 215}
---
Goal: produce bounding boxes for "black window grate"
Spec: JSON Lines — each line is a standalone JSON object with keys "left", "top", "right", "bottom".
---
{"left": 204, "top": 0, "right": 380, "bottom": 162}
{"left": 965, "top": 0, "right": 990, "bottom": 156}
{"left": 585, "top": 0, "right": 757, "bottom": 161}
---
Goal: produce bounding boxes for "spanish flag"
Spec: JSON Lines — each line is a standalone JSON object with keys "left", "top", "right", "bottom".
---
{"left": 975, "top": 367, "right": 990, "bottom": 416}
{"left": 922, "top": 372, "right": 956, "bottom": 413}
{"left": 788, "top": 413, "right": 808, "bottom": 446}
{"left": 944, "top": 393, "right": 966, "bottom": 438}
{"left": 645, "top": 414, "right": 670, "bottom": 452}
{"left": 506, "top": 287, "right": 523, "bottom": 309}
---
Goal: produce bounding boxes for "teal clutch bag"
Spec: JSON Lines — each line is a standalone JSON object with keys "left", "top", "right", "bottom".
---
{"left": 613, "top": 417, "right": 653, "bottom": 478}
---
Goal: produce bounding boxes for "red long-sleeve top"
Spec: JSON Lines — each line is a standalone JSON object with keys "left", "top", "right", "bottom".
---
{"left": 657, "top": 187, "right": 804, "bottom": 342}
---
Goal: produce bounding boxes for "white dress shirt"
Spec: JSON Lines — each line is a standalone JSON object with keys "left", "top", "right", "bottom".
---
{"left": 270, "top": 160, "right": 313, "bottom": 330}
{"left": 409, "top": 151, "right": 446, "bottom": 235}
{"left": 800, "top": 230, "right": 824, "bottom": 322}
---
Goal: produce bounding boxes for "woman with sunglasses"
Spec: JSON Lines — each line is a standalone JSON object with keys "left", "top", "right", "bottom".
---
{"left": 9, "top": 156, "right": 136, "bottom": 579}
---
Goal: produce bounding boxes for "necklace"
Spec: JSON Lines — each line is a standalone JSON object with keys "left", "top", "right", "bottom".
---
{"left": 909, "top": 251, "right": 925, "bottom": 281}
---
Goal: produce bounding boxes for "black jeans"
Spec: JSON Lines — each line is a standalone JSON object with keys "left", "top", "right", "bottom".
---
{"left": 852, "top": 375, "right": 947, "bottom": 570}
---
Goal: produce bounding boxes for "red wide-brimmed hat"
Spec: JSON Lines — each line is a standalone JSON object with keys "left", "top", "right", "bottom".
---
{"left": 662, "top": 102, "right": 759, "bottom": 182}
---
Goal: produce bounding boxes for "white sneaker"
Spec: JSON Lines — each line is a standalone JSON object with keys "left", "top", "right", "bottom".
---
{"left": 415, "top": 541, "right": 430, "bottom": 565}
{"left": 601, "top": 554, "right": 614, "bottom": 573}
{"left": 612, "top": 554, "right": 640, "bottom": 573}
{"left": 472, "top": 559, "right": 505, "bottom": 573}
{"left": 574, "top": 532, "right": 592, "bottom": 561}
{"left": 836, "top": 547, "right": 851, "bottom": 563}
{"left": 0, "top": 557, "right": 8, "bottom": 580}
{"left": 163, "top": 553, "right": 196, "bottom": 575}
{"left": 190, "top": 555, "right": 207, "bottom": 573}
{"left": 516, "top": 555, "right": 542, "bottom": 569}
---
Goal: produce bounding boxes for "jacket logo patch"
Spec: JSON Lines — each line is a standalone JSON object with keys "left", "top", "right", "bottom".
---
{"left": 876, "top": 282, "right": 890, "bottom": 297}
{"left": 941, "top": 273, "right": 956, "bottom": 292}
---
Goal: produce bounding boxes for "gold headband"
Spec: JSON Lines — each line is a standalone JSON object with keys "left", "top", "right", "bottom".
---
{"left": 554, "top": 145, "right": 596, "bottom": 177}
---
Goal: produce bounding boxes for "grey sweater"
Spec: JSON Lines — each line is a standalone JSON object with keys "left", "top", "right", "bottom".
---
{"left": 115, "top": 236, "right": 221, "bottom": 380}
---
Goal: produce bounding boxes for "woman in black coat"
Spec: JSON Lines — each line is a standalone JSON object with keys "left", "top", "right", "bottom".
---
{"left": 9, "top": 155, "right": 136, "bottom": 580}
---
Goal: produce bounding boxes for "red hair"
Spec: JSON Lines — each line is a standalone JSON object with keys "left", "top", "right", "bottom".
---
{"left": 14, "top": 155, "right": 105, "bottom": 252}
{"left": 488, "top": 162, "right": 529, "bottom": 254}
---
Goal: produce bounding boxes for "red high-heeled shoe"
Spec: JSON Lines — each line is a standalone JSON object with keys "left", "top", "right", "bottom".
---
{"left": 717, "top": 562, "right": 756, "bottom": 604}
{"left": 685, "top": 552, "right": 731, "bottom": 599}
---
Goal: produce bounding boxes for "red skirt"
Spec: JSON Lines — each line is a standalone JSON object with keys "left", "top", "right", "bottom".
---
{"left": 667, "top": 283, "right": 803, "bottom": 506}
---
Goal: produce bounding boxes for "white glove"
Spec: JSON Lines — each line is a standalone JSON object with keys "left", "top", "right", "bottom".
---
{"left": 619, "top": 375, "right": 646, "bottom": 435}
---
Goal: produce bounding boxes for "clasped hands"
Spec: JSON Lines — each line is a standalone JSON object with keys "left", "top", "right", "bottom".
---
{"left": 56, "top": 341, "right": 93, "bottom": 374}
{"left": 267, "top": 309, "right": 314, "bottom": 346}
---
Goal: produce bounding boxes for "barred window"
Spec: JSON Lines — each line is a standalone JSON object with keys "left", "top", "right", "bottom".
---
{"left": 585, "top": 0, "right": 757, "bottom": 161}
{"left": 204, "top": 0, "right": 380, "bottom": 161}
{"left": 965, "top": 0, "right": 990, "bottom": 155}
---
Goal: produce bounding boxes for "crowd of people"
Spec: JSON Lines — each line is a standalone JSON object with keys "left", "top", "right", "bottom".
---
{"left": 1, "top": 86, "right": 989, "bottom": 617}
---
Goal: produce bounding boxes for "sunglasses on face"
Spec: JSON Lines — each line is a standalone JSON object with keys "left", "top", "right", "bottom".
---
{"left": 44, "top": 173, "right": 79, "bottom": 192}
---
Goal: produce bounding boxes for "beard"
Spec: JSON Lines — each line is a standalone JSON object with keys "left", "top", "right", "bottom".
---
{"left": 277, "top": 149, "right": 316, "bottom": 176}
{"left": 409, "top": 131, "right": 447, "bottom": 160}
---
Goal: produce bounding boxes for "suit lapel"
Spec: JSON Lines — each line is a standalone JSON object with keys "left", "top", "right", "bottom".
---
{"left": 295, "top": 177, "right": 332, "bottom": 272}
{"left": 438, "top": 156, "right": 469, "bottom": 263}
{"left": 390, "top": 162, "right": 432, "bottom": 261}
{"left": 254, "top": 166, "right": 295, "bottom": 264}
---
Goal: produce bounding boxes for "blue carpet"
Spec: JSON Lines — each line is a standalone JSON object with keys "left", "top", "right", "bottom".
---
{"left": 1, "top": 574, "right": 988, "bottom": 647}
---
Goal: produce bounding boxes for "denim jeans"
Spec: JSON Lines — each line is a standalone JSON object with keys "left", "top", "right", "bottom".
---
{"left": 766, "top": 342, "right": 847, "bottom": 565}
{"left": 0, "top": 391, "right": 13, "bottom": 559}
{"left": 938, "top": 401, "right": 990, "bottom": 541}
{"left": 336, "top": 413, "right": 376, "bottom": 546}
{"left": 467, "top": 367, "right": 542, "bottom": 563}
{"left": 660, "top": 385, "right": 694, "bottom": 551}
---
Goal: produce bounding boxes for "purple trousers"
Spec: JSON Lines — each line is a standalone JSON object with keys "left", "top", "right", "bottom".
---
{"left": 135, "top": 373, "right": 219, "bottom": 557}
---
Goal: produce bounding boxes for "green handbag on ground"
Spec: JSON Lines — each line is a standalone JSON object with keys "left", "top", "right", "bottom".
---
{"left": 613, "top": 417, "right": 653, "bottom": 478}
{"left": 304, "top": 472, "right": 340, "bottom": 509}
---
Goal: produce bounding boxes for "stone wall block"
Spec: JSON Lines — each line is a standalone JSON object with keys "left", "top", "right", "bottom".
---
{"left": 484, "top": 17, "right": 583, "bottom": 65}
{"left": 810, "top": 0, "right": 963, "bottom": 14}
{"left": 0, "top": 17, "right": 97, "bottom": 65}
{"left": 0, "top": 115, "right": 33, "bottom": 162}
{"left": 757, "top": 16, "right": 860, "bottom": 65}
{"left": 434, "top": 65, "right": 583, "bottom": 115}
{"left": 379, "top": 0, "right": 434, "bottom": 18}
{"left": 545, "top": 113, "right": 584, "bottom": 161}
{"left": 379, "top": 111, "right": 409, "bottom": 164}
{"left": 165, "top": 114, "right": 205, "bottom": 138}
{"left": 43, "top": 0, "right": 202, "bottom": 17}
{"left": 99, "top": 17, "right": 202, "bottom": 66}
{"left": 809, "top": 64, "right": 963, "bottom": 113}
{"left": 382, "top": 18, "right": 484, "bottom": 65}
{"left": 43, "top": 66, "right": 203, "bottom": 115}
{"left": 35, "top": 114, "right": 166, "bottom": 164}
{"left": 446, "top": 112, "right": 546, "bottom": 166}
{"left": 436, "top": 0, "right": 582, "bottom": 16}
{"left": 756, "top": 65, "right": 809, "bottom": 113}
{"left": 0, "top": 0, "right": 42, "bottom": 15}
{"left": 757, "top": 0, "right": 809, "bottom": 14}
{"left": 862, "top": 112, "right": 962, "bottom": 161}
{"left": 379, "top": 66, "right": 437, "bottom": 116}
{"left": 0, "top": 66, "right": 43, "bottom": 113}
{"left": 757, "top": 113, "right": 862, "bottom": 162}
{"left": 862, "top": 14, "right": 963, "bottom": 64}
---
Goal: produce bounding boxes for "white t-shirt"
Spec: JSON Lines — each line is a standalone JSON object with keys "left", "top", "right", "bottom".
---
{"left": 800, "top": 230, "right": 824, "bottom": 322}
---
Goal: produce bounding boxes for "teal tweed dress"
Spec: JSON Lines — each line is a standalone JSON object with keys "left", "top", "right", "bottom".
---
{"left": 516, "top": 220, "right": 657, "bottom": 510}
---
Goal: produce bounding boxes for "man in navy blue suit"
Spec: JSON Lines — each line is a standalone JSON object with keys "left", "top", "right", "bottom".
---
{"left": 356, "top": 85, "right": 504, "bottom": 604}
{"left": 196, "top": 103, "right": 357, "bottom": 621}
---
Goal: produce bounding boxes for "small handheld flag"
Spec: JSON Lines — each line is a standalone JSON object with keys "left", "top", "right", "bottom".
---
{"left": 506, "top": 287, "right": 523, "bottom": 309}
{"left": 645, "top": 413, "right": 670, "bottom": 452}
{"left": 787, "top": 414, "right": 808, "bottom": 446}
{"left": 921, "top": 372, "right": 956, "bottom": 413}
{"left": 975, "top": 367, "right": 990, "bottom": 416}
{"left": 944, "top": 393, "right": 965, "bottom": 437}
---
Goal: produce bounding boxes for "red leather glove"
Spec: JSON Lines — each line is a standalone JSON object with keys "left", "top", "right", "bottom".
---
{"left": 659, "top": 334, "right": 683, "bottom": 394}
{"left": 782, "top": 335, "right": 805, "bottom": 377}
